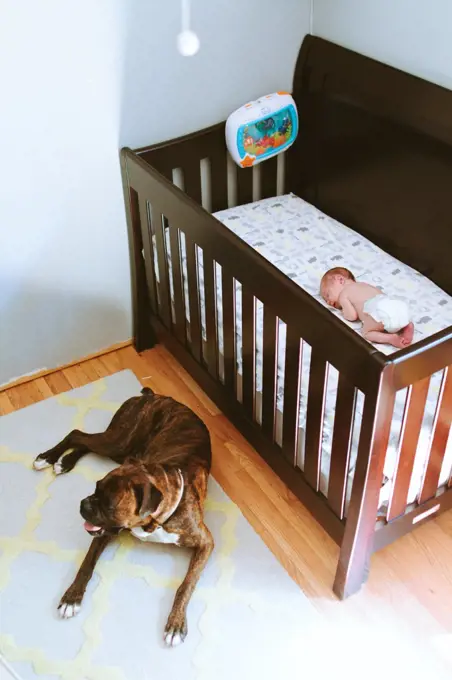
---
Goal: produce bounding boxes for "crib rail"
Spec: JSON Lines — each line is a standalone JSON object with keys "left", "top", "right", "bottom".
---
{"left": 136, "top": 123, "right": 281, "bottom": 212}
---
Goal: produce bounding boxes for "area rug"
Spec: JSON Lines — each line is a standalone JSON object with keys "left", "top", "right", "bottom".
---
{"left": 0, "top": 370, "right": 317, "bottom": 680}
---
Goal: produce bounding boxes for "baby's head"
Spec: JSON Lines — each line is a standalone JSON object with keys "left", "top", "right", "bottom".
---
{"left": 320, "top": 267, "right": 355, "bottom": 308}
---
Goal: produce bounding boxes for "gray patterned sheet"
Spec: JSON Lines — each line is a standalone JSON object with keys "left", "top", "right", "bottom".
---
{"left": 156, "top": 194, "right": 452, "bottom": 511}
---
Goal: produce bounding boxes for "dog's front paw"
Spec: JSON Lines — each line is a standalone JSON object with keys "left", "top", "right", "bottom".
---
{"left": 58, "top": 589, "right": 83, "bottom": 619}
{"left": 164, "top": 613, "right": 187, "bottom": 647}
{"left": 33, "top": 454, "right": 53, "bottom": 471}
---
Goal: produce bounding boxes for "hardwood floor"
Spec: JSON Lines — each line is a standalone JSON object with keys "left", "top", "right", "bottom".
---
{"left": 1, "top": 344, "right": 451, "bottom": 668}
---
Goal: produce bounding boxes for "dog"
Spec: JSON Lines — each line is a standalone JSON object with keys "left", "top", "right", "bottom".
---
{"left": 33, "top": 386, "right": 213, "bottom": 647}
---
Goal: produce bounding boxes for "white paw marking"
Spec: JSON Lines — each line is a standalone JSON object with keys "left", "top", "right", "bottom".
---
{"left": 59, "top": 602, "right": 81, "bottom": 619}
{"left": 53, "top": 460, "right": 64, "bottom": 475}
{"left": 33, "top": 457, "right": 52, "bottom": 470}
{"left": 165, "top": 632, "right": 182, "bottom": 647}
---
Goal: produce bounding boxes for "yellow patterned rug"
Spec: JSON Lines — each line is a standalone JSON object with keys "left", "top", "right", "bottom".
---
{"left": 0, "top": 370, "right": 317, "bottom": 680}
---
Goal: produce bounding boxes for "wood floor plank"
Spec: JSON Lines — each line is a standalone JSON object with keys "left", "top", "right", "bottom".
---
{"left": 89, "top": 358, "right": 113, "bottom": 379}
{"left": 5, "top": 383, "right": 37, "bottom": 410}
{"left": 97, "top": 351, "right": 123, "bottom": 375}
{"left": 34, "top": 377, "right": 54, "bottom": 400}
{"left": 44, "top": 371, "right": 72, "bottom": 395}
{"left": 0, "top": 392, "right": 14, "bottom": 415}
{"left": 62, "top": 365, "right": 94, "bottom": 389}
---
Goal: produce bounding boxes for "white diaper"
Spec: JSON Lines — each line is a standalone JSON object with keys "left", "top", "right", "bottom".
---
{"left": 363, "top": 295, "right": 411, "bottom": 333}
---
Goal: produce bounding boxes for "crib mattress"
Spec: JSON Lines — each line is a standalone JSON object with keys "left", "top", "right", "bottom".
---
{"left": 158, "top": 194, "right": 452, "bottom": 510}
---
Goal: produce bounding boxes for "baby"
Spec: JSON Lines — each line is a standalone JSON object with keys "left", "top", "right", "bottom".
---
{"left": 320, "top": 267, "right": 414, "bottom": 348}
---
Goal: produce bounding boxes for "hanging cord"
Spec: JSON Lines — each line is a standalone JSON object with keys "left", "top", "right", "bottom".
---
{"left": 181, "top": 0, "right": 190, "bottom": 32}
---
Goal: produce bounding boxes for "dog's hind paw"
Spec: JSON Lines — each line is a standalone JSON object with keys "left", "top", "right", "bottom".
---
{"left": 58, "top": 588, "right": 83, "bottom": 619}
{"left": 164, "top": 615, "right": 187, "bottom": 647}
{"left": 33, "top": 455, "right": 52, "bottom": 470}
{"left": 58, "top": 602, "right": 81, "bottom": 619}
{"left": 164, "top": 630, "right": 184, "bottom": 647}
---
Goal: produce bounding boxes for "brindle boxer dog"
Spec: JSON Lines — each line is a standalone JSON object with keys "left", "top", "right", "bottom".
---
{"left": 33, "top": 387, "right": 213, "bottom": 647}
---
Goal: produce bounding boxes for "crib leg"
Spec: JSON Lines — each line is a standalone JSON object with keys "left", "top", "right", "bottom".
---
{"left": 333, "top": 540, "right": 371, "bottom": 600}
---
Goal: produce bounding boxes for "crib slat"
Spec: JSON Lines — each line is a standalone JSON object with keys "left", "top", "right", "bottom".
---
{"left": 184, "top": 234, "right": 202, "bottom": 363}
{"left": 182, "top": 161, "right": 203, "bottom": 205}
{"left": 282, "top": 325, "right": 302, "bottom": 465}
{"left": 418, "top": 367, "right": 452, "bottom": 504}
{"left": 221, "top": 267, "right": 235, "bottom": 392}
{"left": 153, "top": 212, "right": 171, "bottom": 329}
{"left": 304, "top": 349, "right": 329, "bottom": 491}
{"left": 202, "top": 250, "right": 218, "bottom": 379}
{"left": 334, "top": 372, "right": 396, "bottom": 599}
{"left": 241, "top": 288, "right": 256, "bottom": 420}
{"left": 328, "top": 374, "right": 357, "bottom": 520}
{"left": 236, "top": 167, "right": 253, "bottom": 206}
{"left": 168, "top": 223, "right": 186, "bottom": 344}
{"left": 210, "top": 145, "right": 229, "bottom": 212}
{"left": 262, "top": 307, "right": 278, "bottom": 439}
{"left": 137, "top": 196, "right": 158, "bottom": 313}
{"left": 387, "top": 377, "right": 430, "bottom": 521}
{"left": 260, "top": 156, "right": 279, "bottom": 199}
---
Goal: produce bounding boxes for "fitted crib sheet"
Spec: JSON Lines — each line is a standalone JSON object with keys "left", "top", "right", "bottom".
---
{"left": 157, "top": 193, "right": 452, "bottom": 511}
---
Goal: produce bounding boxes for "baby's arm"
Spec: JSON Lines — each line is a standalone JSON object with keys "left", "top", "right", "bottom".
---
{"left": 338, "top": 291, "right": 358, "bottom": 322}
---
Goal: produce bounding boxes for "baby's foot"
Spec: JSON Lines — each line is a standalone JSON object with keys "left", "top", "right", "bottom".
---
{"left": 389, "top": 322, "right": 414, "bottom": 348}
{"left": 398, "top": 322, "right": 414, "bottom": 347}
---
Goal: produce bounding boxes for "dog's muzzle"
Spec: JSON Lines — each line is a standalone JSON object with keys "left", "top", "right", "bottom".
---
{"left": 80, "top": 497, "right": 106, "bottom": 537}
{"left": 80, "top": 497, "right": 123, "bottom": 537}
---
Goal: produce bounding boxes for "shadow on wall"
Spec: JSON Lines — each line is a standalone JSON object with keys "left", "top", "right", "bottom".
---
{"left": 0, "top": 282, "right": 128, "bottom": 386}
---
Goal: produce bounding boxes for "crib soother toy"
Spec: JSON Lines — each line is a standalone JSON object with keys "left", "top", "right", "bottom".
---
{"left": 226, "top": 92, "right": 298, "bottom": 168}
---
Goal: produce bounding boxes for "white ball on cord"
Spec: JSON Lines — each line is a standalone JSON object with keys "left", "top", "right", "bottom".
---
{"left": 177, "top": 30, "right": 200, "bottom": 56}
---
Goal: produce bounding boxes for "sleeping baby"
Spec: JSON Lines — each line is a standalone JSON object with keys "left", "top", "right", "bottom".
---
{"left": 320, "top": 267, "right": 414, "bottom": 349}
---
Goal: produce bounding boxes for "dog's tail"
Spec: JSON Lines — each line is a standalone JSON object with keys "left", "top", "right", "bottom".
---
{"left": 141, "top": 386, "right": 154, "bottom": 396}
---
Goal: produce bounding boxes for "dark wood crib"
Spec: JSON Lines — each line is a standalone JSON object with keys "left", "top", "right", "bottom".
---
{"left": 120, "top": 35, "right": 452, "bottom": 598}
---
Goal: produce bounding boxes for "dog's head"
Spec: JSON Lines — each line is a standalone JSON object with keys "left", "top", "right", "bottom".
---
{"left": 80, "top": 459, "right": 184, "bottom": 537}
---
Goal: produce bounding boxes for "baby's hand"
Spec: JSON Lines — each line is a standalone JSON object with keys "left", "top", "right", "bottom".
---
{"left": 339, "top": 295, "right": 358, "bottom": 322}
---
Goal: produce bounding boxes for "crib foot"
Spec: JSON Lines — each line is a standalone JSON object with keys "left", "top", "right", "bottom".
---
{"left": 333, "top": 553, "right": 370, "bottom": 600}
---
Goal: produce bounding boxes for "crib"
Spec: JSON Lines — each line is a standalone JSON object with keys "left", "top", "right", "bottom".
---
{"left": 120, "top": 35, "right": 452, "bottom": 598}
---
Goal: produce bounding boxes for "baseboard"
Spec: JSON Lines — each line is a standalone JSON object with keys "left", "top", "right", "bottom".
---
{"left": 0, "top": 340, "right": 133, "bottom": 392}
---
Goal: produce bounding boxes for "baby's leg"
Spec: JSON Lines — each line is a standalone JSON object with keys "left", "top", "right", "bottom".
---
{"left": 362, "top": 313, "right": 413, "bottom": 348}
{"left": 362, "top": 313, "right": 398, "bottom": 346}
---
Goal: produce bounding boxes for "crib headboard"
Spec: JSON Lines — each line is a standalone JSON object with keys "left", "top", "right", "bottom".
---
{"left": 287, "top": 36, "right": 452, "bottom": 297}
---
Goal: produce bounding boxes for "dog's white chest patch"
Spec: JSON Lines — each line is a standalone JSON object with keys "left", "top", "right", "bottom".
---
{"left": 131, "top": 526, "right": 180, "bottom": 545}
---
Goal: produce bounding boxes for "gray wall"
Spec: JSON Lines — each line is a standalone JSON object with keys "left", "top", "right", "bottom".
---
{"left": 313, "top": 0, "right": 452, "bottom": 89}
{"left": 0, "top": 0, "right": 311, "bottom": 385}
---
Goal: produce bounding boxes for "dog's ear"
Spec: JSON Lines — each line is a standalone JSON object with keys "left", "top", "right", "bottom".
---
{"left": 133, "top": 480, "right": 162, "bottom": 519}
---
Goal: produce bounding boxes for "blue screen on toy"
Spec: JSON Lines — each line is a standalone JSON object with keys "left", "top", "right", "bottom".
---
{"left": 237, "top": 104, "right": 298, "bottom": 163}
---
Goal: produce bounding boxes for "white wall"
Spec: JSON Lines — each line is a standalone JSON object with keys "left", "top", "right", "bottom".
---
{"left": 313, "top": 0, "right": 452, "bottom": 90}
{"left": 0, "top": 0, "right": 310, "bottom": 385}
